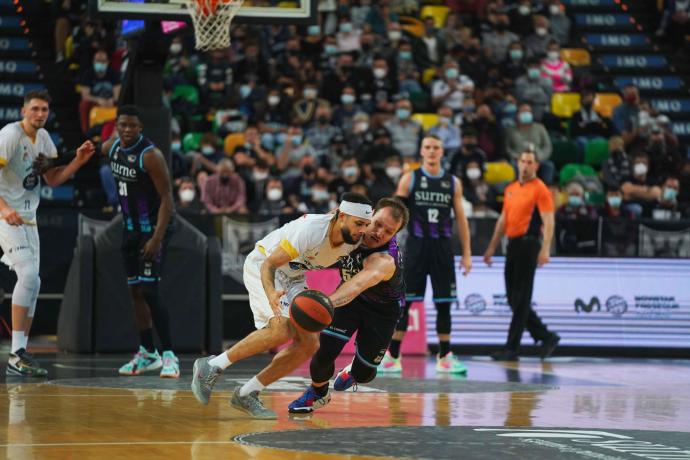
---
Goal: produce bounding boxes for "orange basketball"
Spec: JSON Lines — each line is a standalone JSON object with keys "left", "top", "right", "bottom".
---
{"left": 197, "top": 0, "right": 218, "bottom": 16}
{"left": 289, "top": 290, "right": 334, "bottom": 333}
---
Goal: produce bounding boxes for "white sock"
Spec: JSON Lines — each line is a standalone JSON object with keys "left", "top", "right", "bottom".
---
{"left": 239, "top": 376, "right": 265, "bottom": 397}
{"left": 11, "top": 331, "right": 25, "bottom": 354}
{"left": 208, "top": 352, "right": 232, "bottom": 370}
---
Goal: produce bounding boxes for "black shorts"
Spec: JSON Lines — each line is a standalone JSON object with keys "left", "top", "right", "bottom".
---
{"left": 121, "top": 226, "right": 172, "bottom": 285}
{"left": 320, "top": 297, "right": 400, "bottom": 368}
{"left": 403, "top": 236, "right": 456, "bottom": 302}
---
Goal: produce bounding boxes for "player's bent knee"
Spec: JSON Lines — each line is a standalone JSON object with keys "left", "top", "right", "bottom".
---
{"left": 12, "top": 259, "right": 40, "bottom": 308}
{"left": 351, "top": 358, "right": 377, "bottom": 384}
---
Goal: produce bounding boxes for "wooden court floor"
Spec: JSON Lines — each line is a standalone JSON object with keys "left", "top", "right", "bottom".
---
{"left": 1, "top": 353, "right": 689, "bottom": 460}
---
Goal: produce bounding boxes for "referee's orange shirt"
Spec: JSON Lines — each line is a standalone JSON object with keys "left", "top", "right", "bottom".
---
{"left": 503, "top": 178, "right": 554, "bottom": 238}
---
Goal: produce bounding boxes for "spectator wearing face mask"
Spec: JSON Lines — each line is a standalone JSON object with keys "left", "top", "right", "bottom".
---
{"left": 601, "top": 136, "right": 632, "bottom": 190}
{"left": 428, "top": 105, "right": 462, "bottom": 156}
{"left": 510, "top": 0, "right": 544, "bottom": 36}
{"left": 571, "top": 90, "right": 612, "bottom": 152}
{"left": 329, "top": 155, "right": 366, "bottom": 198}
{"left": 256, "top": 88, "right": 292, "bottom": 129}
{"left": 505, "top": 104, "right": 554, "bottom": 184}
{"left": 645, "top": 123, "right": 682, "bottom": 179}
{"left": 361, "top": 57, "right": 397, "bottom": 114}
{"left": 163, "top": 37, "right": 196, "bottom": 88}
{"left": 547, "top": 1, "right": 571, "bottom": 45}
{"left": 603, "top": 187, "right": 635, "bottom": 219}
{"left": 612, "top": 84, "right": 641, "bottom": 143}
{"left": 276, "top": 124, "right": 318, "bottom": 178}
{"left": 191, "top": 132, "right": 224, "bottom": 192}
{"left": 176, "top": 177, "right": 207, "bottom": 214}
{"left": 481, "top": 14, "right": 519, "bottom": 64}
{"left": 384, "top": 99, "right": 422, "bottom": 158}
{"left": 305, "top": 104, "right": 343, "bottom": 159}
{"left": 326, "top": 133, "right": 352, "bottom": 170}
{"left": 258, "top": 178, "right": 294, "bottom": 217}
{"left": 450, "top": 128, "right": 487, "bottom": 179}
{"left": 396, "top": 40, "right": 423, "bottom": 94}
{"left": 502, "top": 42, "right": 528, "bottom": 87}
{"left": 421, "top": 15, "right": 446, "bottom": 65}
{"left": 431, "top": 61, "right": 475, "bottom": 111}
{"left": 650, "top": 176, "right": 682, "bottom": 220}
{"left": 79, "top": 49, "right": 121, "bottom": 134}
{"left": 202, "top": 159, "right": 247, "bottom": 214}
{"left": 525, "top": 16, "right": 557, "bottom": 58}
{"left": 515, "top": 58, "right": 553, "bottom": 122}
{"left": 462, "top": 160, "right": 498, "bottom": 216}
{"left": 359, "top": 127, "right": 402, "bottom": 180}
{"left": 232, "top": 125, "right": 275, "bottom": 173}
{"left": 471, "top": 104, "right": 501, "bottom": 161}
{"left": 557, "top": 182, "right": 599, "bottom": 220}
{"left": 459, "top": 38, "right": 491, "bottom": 88}
{"left": 170, "top": 134, "right": 189, "bottom": 180}
{"left": 336, "top": 18, "right": 362, "bottom": 52}
{"left": 346, "top": 112, "right": 374, "bottom": 153}
{"left": 332, "top": 86, "right": 361, "bottom": 133}
{"left": 540, "top": 41, "right": 571, "bottom": 93}
{"left": 369, "top": 155, "right": 403, "bottom": 202}
{"left": 198, "top": 49, "right": 233, "bottom": 112}
{"left": 292, "top": 83, "right": 325, "bottom": 126}
{"left": 243, "top": 159, "right": 272, "bottom": 212}
{"left": 621, "top": 153, "right": 662, "bottom": 218}
{"left": 321, "top": 52, "right": 358, "bottom": 106}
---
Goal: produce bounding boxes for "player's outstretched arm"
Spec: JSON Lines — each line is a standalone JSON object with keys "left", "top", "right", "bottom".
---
{"left": 41, "top": 140, "right": 95, "bottom": 187}
{"left": 140, "top": 149, "right": 174, "bottom": 261}
{"left": 395, "top": 171, "right": 413, "bottom": 199}
{"left": 329, "top": 253, "right": 395, "bottom": 308}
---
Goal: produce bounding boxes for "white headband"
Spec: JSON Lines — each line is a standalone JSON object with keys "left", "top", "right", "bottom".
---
{"left": 339, "top": 200, "right": 373, "bottom": 220}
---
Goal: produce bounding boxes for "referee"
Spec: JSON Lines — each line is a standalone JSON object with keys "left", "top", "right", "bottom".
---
{"left": 483, "top": 149, "right": 560, "bottom": 361}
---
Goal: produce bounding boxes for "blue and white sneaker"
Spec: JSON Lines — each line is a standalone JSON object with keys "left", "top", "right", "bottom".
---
{"left": 119, "top": 346, "right": 162, "bottom": 376}
{"left": 333, "top": 363, "right": 357, "bottom": 391}
{"left": 288, "top": 385, "right": 332, "bottom": 413}
{"left": 160, "top": 351, "right": 180, "bottom": 378}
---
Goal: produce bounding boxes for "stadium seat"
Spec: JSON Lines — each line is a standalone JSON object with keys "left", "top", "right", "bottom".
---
{"left": 594, "top": 93, "right": 622, "bottom": 118}
{"left": 560, "top": 48, "right": 591, "bottom": 67}
{"left": 172, "top": 84, "right": 200, "bottom": 106}
{"left": 586, "top": 191, "right": 605, "bottom": 206}
{"left": 422, "top": 68, "right": 437, "bottom": 85}
{"left": 223, "top": 133, "right": 245, "bottom": 155}
{"left": 183, "top": 132, "right": 203, "bottom": 153}
{"left": 551, "top": 139, "right": 580, "bottom": 169}
{"left": 484, "top": 162, "right": 516, "bottom": 185}
{"left": 584, "top": 138, "right": 610, "bottom": 168}
{"left": 88, "top": 107, "right": 117, "bottom": 128}
{"left": 399, "top": 16, "right": 425, "bottom": 38}
{"left": 559, "top": 163, "right": 597, "bottom": 186}
{"left": 551, "top": 93, "right": 581, "bottom": 118}
{"left": 277, "top": 1, "right": 298, "bottom": 7}
{"left": 420, "top": 5, "right": 450, "bottom": 28}
{"left": 411, "top": 113, "right": 439, "bottom": 131}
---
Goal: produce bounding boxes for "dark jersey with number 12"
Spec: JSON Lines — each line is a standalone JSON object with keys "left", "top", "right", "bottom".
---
{"left": 407, "top": 167, "right": 455, "bottom": 239}
{"left": 108, "top": 135, "right": 160, "bottom": 233}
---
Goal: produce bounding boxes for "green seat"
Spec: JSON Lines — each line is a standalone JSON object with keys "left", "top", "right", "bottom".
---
{"left": 559, "top": 163, "right": 597, "bottom": 187}
{"left": 172, "top": 84, "right": 200, "bottom": 105}
{"left": 551, "top": 140, "right": 580, "bottom": 170}
{"left": 584, "top": 138, "right": 609, "bottom": 168}
{"left": 183, "top": 132, "right": 203, "bottom": 153}
{"left": 586, "top": 191, "right": 605, "bottom": 206}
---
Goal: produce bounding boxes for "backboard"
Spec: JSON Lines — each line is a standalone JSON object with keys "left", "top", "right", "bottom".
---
{"left": 90, "top": 0, "right": 317, "bottom": 25}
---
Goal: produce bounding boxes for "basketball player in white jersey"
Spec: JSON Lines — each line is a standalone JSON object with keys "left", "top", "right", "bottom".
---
{"left": 191, "top": 192, "right": 373, "bottom": 419}
{"left": 0, "top": 90, "right": 94, "bottom": 376}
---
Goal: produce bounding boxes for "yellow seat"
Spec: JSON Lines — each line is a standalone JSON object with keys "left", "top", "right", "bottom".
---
{"left": 65, "top": 35, "right": 73, "bottom": 60}
{"left": 411, "top": 113, "right": 439, "bottom": 131}
{"left": 277, "top": 1, "right": 298, "bottom": 8}
{"left": 594, "top": 93, "right": 623, "bottom": 118}
{"left": 88, "top": 106, "right": 117, "bottom": 128}
{"left": 560, "top": 48, "right": 591, "bottom": 67}
{"left": 484, "top": 162, "right": 516, "bottom": 185}
{"left": 420, "top": 5, "right": 450, "bottom": 28}
{"left": 422, "top": 68, "right": 436, "bottom": 85}
{"left": 551, "top": 93, "right": 582, "bottom": 118}
{"left": 399, "top": 16, "right": 425, "bottom": 38}
{"left": 223, "top": 133, "right": 245, "bottom": 155}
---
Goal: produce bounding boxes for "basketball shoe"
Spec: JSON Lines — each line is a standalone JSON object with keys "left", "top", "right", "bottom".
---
{"left": 231, "top": 388, "right": 277, "bottom": 419}
{"left": 288, "top": 385, "right": 332, "bottom": 413}
{"left": 378, "top": 351, "right": 402, "bottom": 373}
{"left": 436, "top": 352, "right": 467, "bottom": 374}
{"left": 118, "top": 346, "right": 162, "bottom": 376}
{"left": 191, "top": 356, "right": 222, "bottom": 405}
{"left": 6, "top": 348, "right": 48, "bottom": 377}
{"left": 160, "top": 351, "right": 180, "bottom": 378}
{"left": 333, "top": 363, "right": 357, "bottom": 391}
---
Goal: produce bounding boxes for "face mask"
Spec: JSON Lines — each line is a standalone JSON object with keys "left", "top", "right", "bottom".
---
{"left": 399, "top": 51, "right": 412, "bottom": 61}
{"left": 343, "top": 166, "right": 358, "bottom": 178}
{"left": 396, "top": 108, "right": 411, "bottom": 120}
{"left": 663, "top": 187, "right": 678, "bottom": 201}
{"left": 527, "top": 68, "right": 540, "bottom": 79}
{"left": 340, "top": 22, "right": 353, "bottom": 33}
{"left": 547, "top": 51, "right": 560, "bottom": 61}
{"left": 519, "top": 5, "right": 531, "bottom": 15}
{"left": 550, "top": 4, "right": 562, "bottom": 15}
{"left": 268, "top": 95, "right": 280, "bottom": 106}
{"left": 439, "top": 116, "right": 451, "bottom": 126}
{"left": 466, "top": 167, "right": 482, "bottom": 180}
{"left": 220, "top": 175, "right": 230, "bottom": 185}
{"left": 568, "top": 195, "right": 583, "bottom": 207}
{"left": 303, "top": 88, "right": 317, "bottom": 99}
{"left": 308, "top": 24, "right": 321, "bottom": 36}
{"left": 312, "top": 189, "right": 329, "bottom": 202}
{"left": 625, "top": 94, "right": 638, "bottom": 104}
{"left": 518, "top": 111, "right": 533, "bottom": 124}
{"left": 179, "top": 189, "right": 195, "bottom": 203}
{"left": 171, "top": 141, "right": 181, "bottom": 151}
{"left": 317, "top": 115, "right": 329, "bottom": 124}
{"left": 94, "top": 62, "right": 108, "bottom": 73}
{"left": 325, "top": 44, "right": 338, "bottom": 55}
{"left": 170, "top": 43, "right": 182, "bottom": 54}
{"left": 341, "top": 94, "right": 355, "bottom": 105}
{"left": 239, "top": 85, "right": 252, "bottom": 99}
{"left": 463, "top": 105, "right": 476, "bottom": 113}
{"left": 504, "top": 103, "right": 517, "bottom": 114}
{"left": 536, "top": 27, "right": 548, "bottom": 36}
{"left": 607, "top": 196, "right": 622, "bottom": 208}
{"left": 355, "top": 121, "right": 369, "bottom": 132}
{"left": 510, "top": 49, "right": 524, "bottom": 61}
{"left": 445, "top": 68, "right": 459, "bottom": 79}
{"left": 388, "top": 30, "right": 402, "bottom": 41}
{"left": 386, "top": 166, "right": 402, "bottom": 180}
{"left": 373, "top": 68, "right": 387, "bottom": 79}
{"left": 267, "top": 188, "right": 283, "bottom": 201}
{"left": 633, "top": 163, "right": 648, "bottom": 176}
{"left": 201, "top": 146, "right": 215, "bottom": 155}
{"left": 253, "top": 170, "right": 269, "bottom": 181}
{"left": 291, "top": 135, "right": 303, "bottom": 146}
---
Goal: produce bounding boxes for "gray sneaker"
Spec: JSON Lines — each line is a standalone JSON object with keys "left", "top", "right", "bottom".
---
{"left": 230, "top": 387, "right": 277, "bottom": 420}
{"left": 190, "top": 356, "right": 222, "bottom": 405}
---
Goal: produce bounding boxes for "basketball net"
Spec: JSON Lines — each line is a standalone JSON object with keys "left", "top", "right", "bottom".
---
{"left": 184, "top": 0, "right": 244, "bottom": 51}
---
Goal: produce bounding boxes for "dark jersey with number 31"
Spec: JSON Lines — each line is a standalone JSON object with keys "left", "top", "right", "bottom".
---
{"left": 108, "top": 136, "right": 160, "bottom": 233}
{"left": 407, "top": 167, "right": 455, "bottom": 239}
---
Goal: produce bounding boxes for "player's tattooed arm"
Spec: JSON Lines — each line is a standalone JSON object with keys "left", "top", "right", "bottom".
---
{"left": 329, "top": 253, "right": 395, "bottom": 308}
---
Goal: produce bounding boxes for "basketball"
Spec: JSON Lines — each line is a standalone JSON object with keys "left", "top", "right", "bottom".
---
{"left": 289, "top": 290, "right": 334, "bottom": 333}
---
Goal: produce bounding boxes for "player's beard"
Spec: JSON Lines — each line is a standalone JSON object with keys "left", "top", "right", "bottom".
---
{"left": 341, "top": 226, "right": 358, "bottom": 245}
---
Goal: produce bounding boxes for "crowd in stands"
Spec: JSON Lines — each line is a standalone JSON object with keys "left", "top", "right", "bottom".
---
{"left": 55, "top": 0, "right": 689, "bottom": 224}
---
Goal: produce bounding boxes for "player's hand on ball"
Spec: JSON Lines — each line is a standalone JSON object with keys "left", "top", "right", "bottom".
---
{"left": 140, "top": 237, "right": 162, "bottom": 261}
{"left": 1, "top": 207, "right": 23, "bottom": 226}
{"left": 268, "top": 289, "right": 285, "bottom": 317}
{"left": 32, "top": 153, "right": 54, "bottom": 175}
{"left": 76, "top": 140, "right": 96, "bottom": 163}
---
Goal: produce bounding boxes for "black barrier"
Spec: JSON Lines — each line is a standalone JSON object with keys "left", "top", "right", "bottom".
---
{"left": 57, "top": 236, "right": 94, "bottom": 352}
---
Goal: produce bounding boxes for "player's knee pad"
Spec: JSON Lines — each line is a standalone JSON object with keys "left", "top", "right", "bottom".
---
{"left": 435, "top": 302, "right": 452, "bottom": 335}
{"left": 351, "top": 355, "right": 377, "bottom": 384}
{"left": 395, "top": 301, "right": 412, "bottom": 332}
{"left": 12, "top": 259, "right": 40, "bottom": 311}
{"left": 309, "top": 348, "right": 335, "bottom": 383}
{"left": 28, "top": 276, "right": 40, "bottom": 317}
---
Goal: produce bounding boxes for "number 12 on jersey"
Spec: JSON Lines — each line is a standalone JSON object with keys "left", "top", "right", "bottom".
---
{"left": 427, "top": 208, "right": 439, "bottom": 223}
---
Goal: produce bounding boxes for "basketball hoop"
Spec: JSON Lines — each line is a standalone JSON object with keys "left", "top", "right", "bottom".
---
{"left": 184, "top": 0, "right": 244, "bottom": 51}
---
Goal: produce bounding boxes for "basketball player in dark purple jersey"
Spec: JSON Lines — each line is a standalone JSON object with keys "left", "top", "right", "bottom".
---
{"left": 100, "top": 105, "right": 179, "bottom": 378}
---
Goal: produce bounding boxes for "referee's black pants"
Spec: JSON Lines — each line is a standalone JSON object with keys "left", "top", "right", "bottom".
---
{"left": 504, "top": 236, "right": 550, "bottom": 352}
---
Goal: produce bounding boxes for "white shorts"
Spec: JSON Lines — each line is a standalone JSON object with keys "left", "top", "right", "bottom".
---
{"left": 243, "top": 249, "right": 306, "bottom": 330}
{"left": 0, "top": 220, "right": 39, "bottom": 270}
